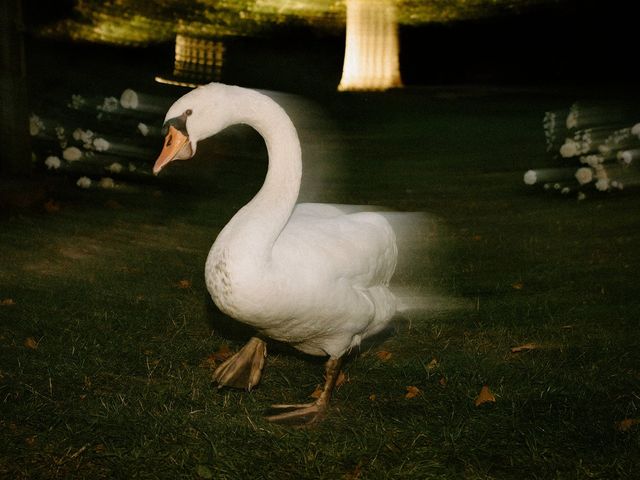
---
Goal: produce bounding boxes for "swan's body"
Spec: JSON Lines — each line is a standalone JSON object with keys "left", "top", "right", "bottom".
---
{"left": 154, "top": 83, "right": 398, "bottom": 423}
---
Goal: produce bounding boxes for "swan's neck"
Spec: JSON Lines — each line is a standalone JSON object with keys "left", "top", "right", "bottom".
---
{"left": 217, "top": 90, "right": 302, "bottom": 260}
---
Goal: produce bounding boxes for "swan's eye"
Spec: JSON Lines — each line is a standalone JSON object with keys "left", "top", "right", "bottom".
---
{"left": 186, "top": 109, "right": 192, "bottom": 116}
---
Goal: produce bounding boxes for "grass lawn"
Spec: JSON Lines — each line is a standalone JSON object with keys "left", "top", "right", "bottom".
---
{"left": 1, "top": 82, "right": 639, "bottom": 479}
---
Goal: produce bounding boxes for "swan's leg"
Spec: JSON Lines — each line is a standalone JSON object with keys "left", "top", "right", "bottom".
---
{"left": 264, "top": 356, "right": 343, "bottom": 426}
{"left": 212, "top": 336, "right": 267, "bottom": 391}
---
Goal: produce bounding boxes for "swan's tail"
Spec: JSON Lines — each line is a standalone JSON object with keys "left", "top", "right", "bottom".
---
{"left": 383, "top": 211, "right": 470, "bottom": 317}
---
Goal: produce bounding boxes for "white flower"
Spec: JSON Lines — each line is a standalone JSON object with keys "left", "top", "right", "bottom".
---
{"left": 560, "top": 139, "right": 578, "bottom": 158}
{"left": 561, "top": 187, "right": 570, "bottom": 194}
{"left": 598, "top": 144, "right": 611, "bottom": 155}
{"left": 99, "top": 97, "right": 119, "bottom": 112}
{"left": 93, "top": 137, "right": 110, "bottom": 152}
{"left": 632, "top": 123, "right": 640, "bottom": 137}
{"left": 44, "top": 156, "right": 61, "bottom": 170}
{"left": 595, "top": 178, "right": 610, "bottom": 191}
{"left": 566, "top": 111, "right": 578, "bottom": 129}
{"left": 29, "top": 114, "right": 44, "bottom": 136}
{"left": 107, "top": 162, "right": 123, "bottom": 173}
{"left": 73, "top": 128, "right": 94, "bottom": 147}
{"left": 523, "top": 170, "right": 537, "bottom": 185}
{"left": 69, "top": 94, "right": 86, "bottom": 110}
{"left": 581, "top": 154, "right": 603, "bottom": 168}
{"left": 120, "top": 89, "right": 139, "bottom": 109}
{"left": 55, "top": 125, "right": 67, "bottom": 148}
{"left": 577, "top": 192, "right": 586, "bottom": 201}
{"left": 63, "top": 146, "right": 83, "bottom": 162}
{"left": 128, "top": 163, "right": 137, "bottom": 172}
{"left": 618, "top": 150, "right": 637, "bottom": 165}
{"left": 137, "top": 122, "right": 149, "bottom": 136}
{"left": 76, "top": 176, "right": 91, "bottom": 189}
{"left": 575, "top": 167, "right": 593, "bottom": 185}
{"left": 98, "top": 177, "right": 115, "bottom": 189}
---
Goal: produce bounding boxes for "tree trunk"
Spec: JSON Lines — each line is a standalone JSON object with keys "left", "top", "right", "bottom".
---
{"left": 338, "top": 0, "right": 403, "bottom": 92}
{"left": 0, "top": 0, "right": 31, "bottom": 175}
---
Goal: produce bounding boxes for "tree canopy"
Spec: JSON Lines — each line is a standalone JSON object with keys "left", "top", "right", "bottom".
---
{"left": 38, "top": 0, "right": 566, "bottom": 45}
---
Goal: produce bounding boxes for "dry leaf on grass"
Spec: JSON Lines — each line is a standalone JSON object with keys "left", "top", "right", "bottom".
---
{"left": 615, "top": 418, "right": 640, "bottom": 432}
{"left": 1, "top": 298, "right": 15, "bottom": 306}
{"left": 438, "top": 377, "right": 447, "bottom": 387}
{"left": 405, "top": 385, "right": 421, "bottom": 399}
{"left": 376, "top": 350, "right": 392, "bottom": 361}
{"left": 511, "top": 281, "right": 524, "bottom": 290}
{"left": 104, "top": 199, "right": 123, "bottom": 209}
{"left": 43, "top": 199, "right": 60, "bottom": 213}
{"left": 311, "top": 371, "right": 348, "bottom": 398}
{"left": 211, "top": 345, "right": 232, "bottom": 362}
{"left": 475, "top": 385, "right": 496, "bottom": 406}
{"left": 310, "top": 386, "right": 323, "bottom": 399}
{"left": 199, "top": 345, "right": 232, "bottom": 369}
{"left": 426, "top": 358, "right": 438, "bottom": 370}
{"left": 24, "top": 337, "right": 39, "bottom": 350}
{"left": 368, "top": 393, "right": 377, "bottom": 401}
{"left": 343, "top": 461, "right": 363, "bottom": 480}
{"left": 510, "top": 343, "right": 539, "bottom": 353}
{"left": 177, "top": 279, "right": 192, "bottom": 289}
{"left": 24, "top": 435, "right": 37, "bottom": 447}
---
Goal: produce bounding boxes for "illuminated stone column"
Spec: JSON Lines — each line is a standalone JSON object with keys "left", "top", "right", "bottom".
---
{"left": 338, "top": 0, "right": 403, "bottom": 92}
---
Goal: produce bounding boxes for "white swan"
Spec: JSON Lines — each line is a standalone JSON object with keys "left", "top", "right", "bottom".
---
{"left": 154, "top": 83, "right": 398, "bottom": 424}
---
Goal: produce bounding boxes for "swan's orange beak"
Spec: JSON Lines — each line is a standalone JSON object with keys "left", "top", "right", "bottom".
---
{"left": 153, "top": 125, "right": 192, "bottom": 175}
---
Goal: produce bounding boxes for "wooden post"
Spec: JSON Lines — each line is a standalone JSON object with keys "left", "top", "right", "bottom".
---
{"left": 0, "top": 0, "right": 31, "bottom": 175}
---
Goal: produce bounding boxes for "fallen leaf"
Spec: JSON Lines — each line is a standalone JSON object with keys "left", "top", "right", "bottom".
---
{"left": 438, "top": 377, "right": 447, "bottom": 387}
{"left": 475, "top": 385, "right": 496, "bottom": 407}
{"left": 426, "top": 358, "right": 438, "bottom": 370}
{"left": 195, "top": 464, "right": 214, "bottom": 479}
{"left": 511, "top": 343, "right": 539, "bottom": 353}
{"left": 310, "top": 386, "right": 323, "bottom": 399}
{"left": 336, "top": 371, "right": 348, "bottom": 388}
{"left": 343, "top": 461, "right": 363, "bottom": 480}
{"left": 94, "top": 444, "right": 106, "bottom": 453}
{"left": 24, "top": 435, "right": 37, "bottom": 447}
{"left": 211, "top": 344, "right": 232, "bottom": 362}
{"left": 368, "top": 393, "right": 377, "bottom": 401}
{"left": 615, "top": 418, "right": 640, "bottom": 432}
{"left": 43, "top": 199, "right": 60, "bottom": 213}
{"left": 178, "top": 279, "right": 192, "bottom": 289}
{"left": 1, "top": 298, "right": 15, "bottom": 306}
{"left": 104, "top": 199, "right": 123, "bottom": 209}
{"left": 511, "top": 281, "right": 524, "bottom": 290}
{"left": 472, "top": 235, "right": 482, "bottom": 241}
{"left": 199, "top": 345, "right": 232, "bottom": 369}
{"left": 24, "top": 337, "right": 38, "bottom": 350}
{"left": 405, "top": 385, "right": 421, "bottom": 399}
{"left": 312, "top": 371, "right": 347, "bottom": 398}
{"left": 376, "top": 350, "right": 392, "bottom": 361}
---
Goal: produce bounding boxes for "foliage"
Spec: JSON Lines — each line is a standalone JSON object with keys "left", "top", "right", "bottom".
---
{"left": 36, "top": 0, "right": 564, "bottom": 45}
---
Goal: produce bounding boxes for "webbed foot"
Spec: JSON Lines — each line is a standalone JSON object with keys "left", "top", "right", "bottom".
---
{"left": 264, "top": 357, "right": 343, "bottom": 426}
{"left": 212, "top": 336, "right": 267, "bottom": 390}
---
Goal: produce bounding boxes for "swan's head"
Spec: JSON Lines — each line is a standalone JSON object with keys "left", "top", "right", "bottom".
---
{"left": 153, "top": 83, "right": 235, "bottom": 175}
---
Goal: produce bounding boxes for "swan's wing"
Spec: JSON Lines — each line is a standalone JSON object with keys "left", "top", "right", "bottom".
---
{"left": 275, "top": 209, "right": 397, "bottom": 288}
{"left": 292, "top": 203, "right": 389, "bottom": 218}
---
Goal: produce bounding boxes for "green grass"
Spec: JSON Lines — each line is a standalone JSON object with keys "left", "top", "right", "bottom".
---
{"left": 1, "top": 87, "right": 639, "bottom": 479}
